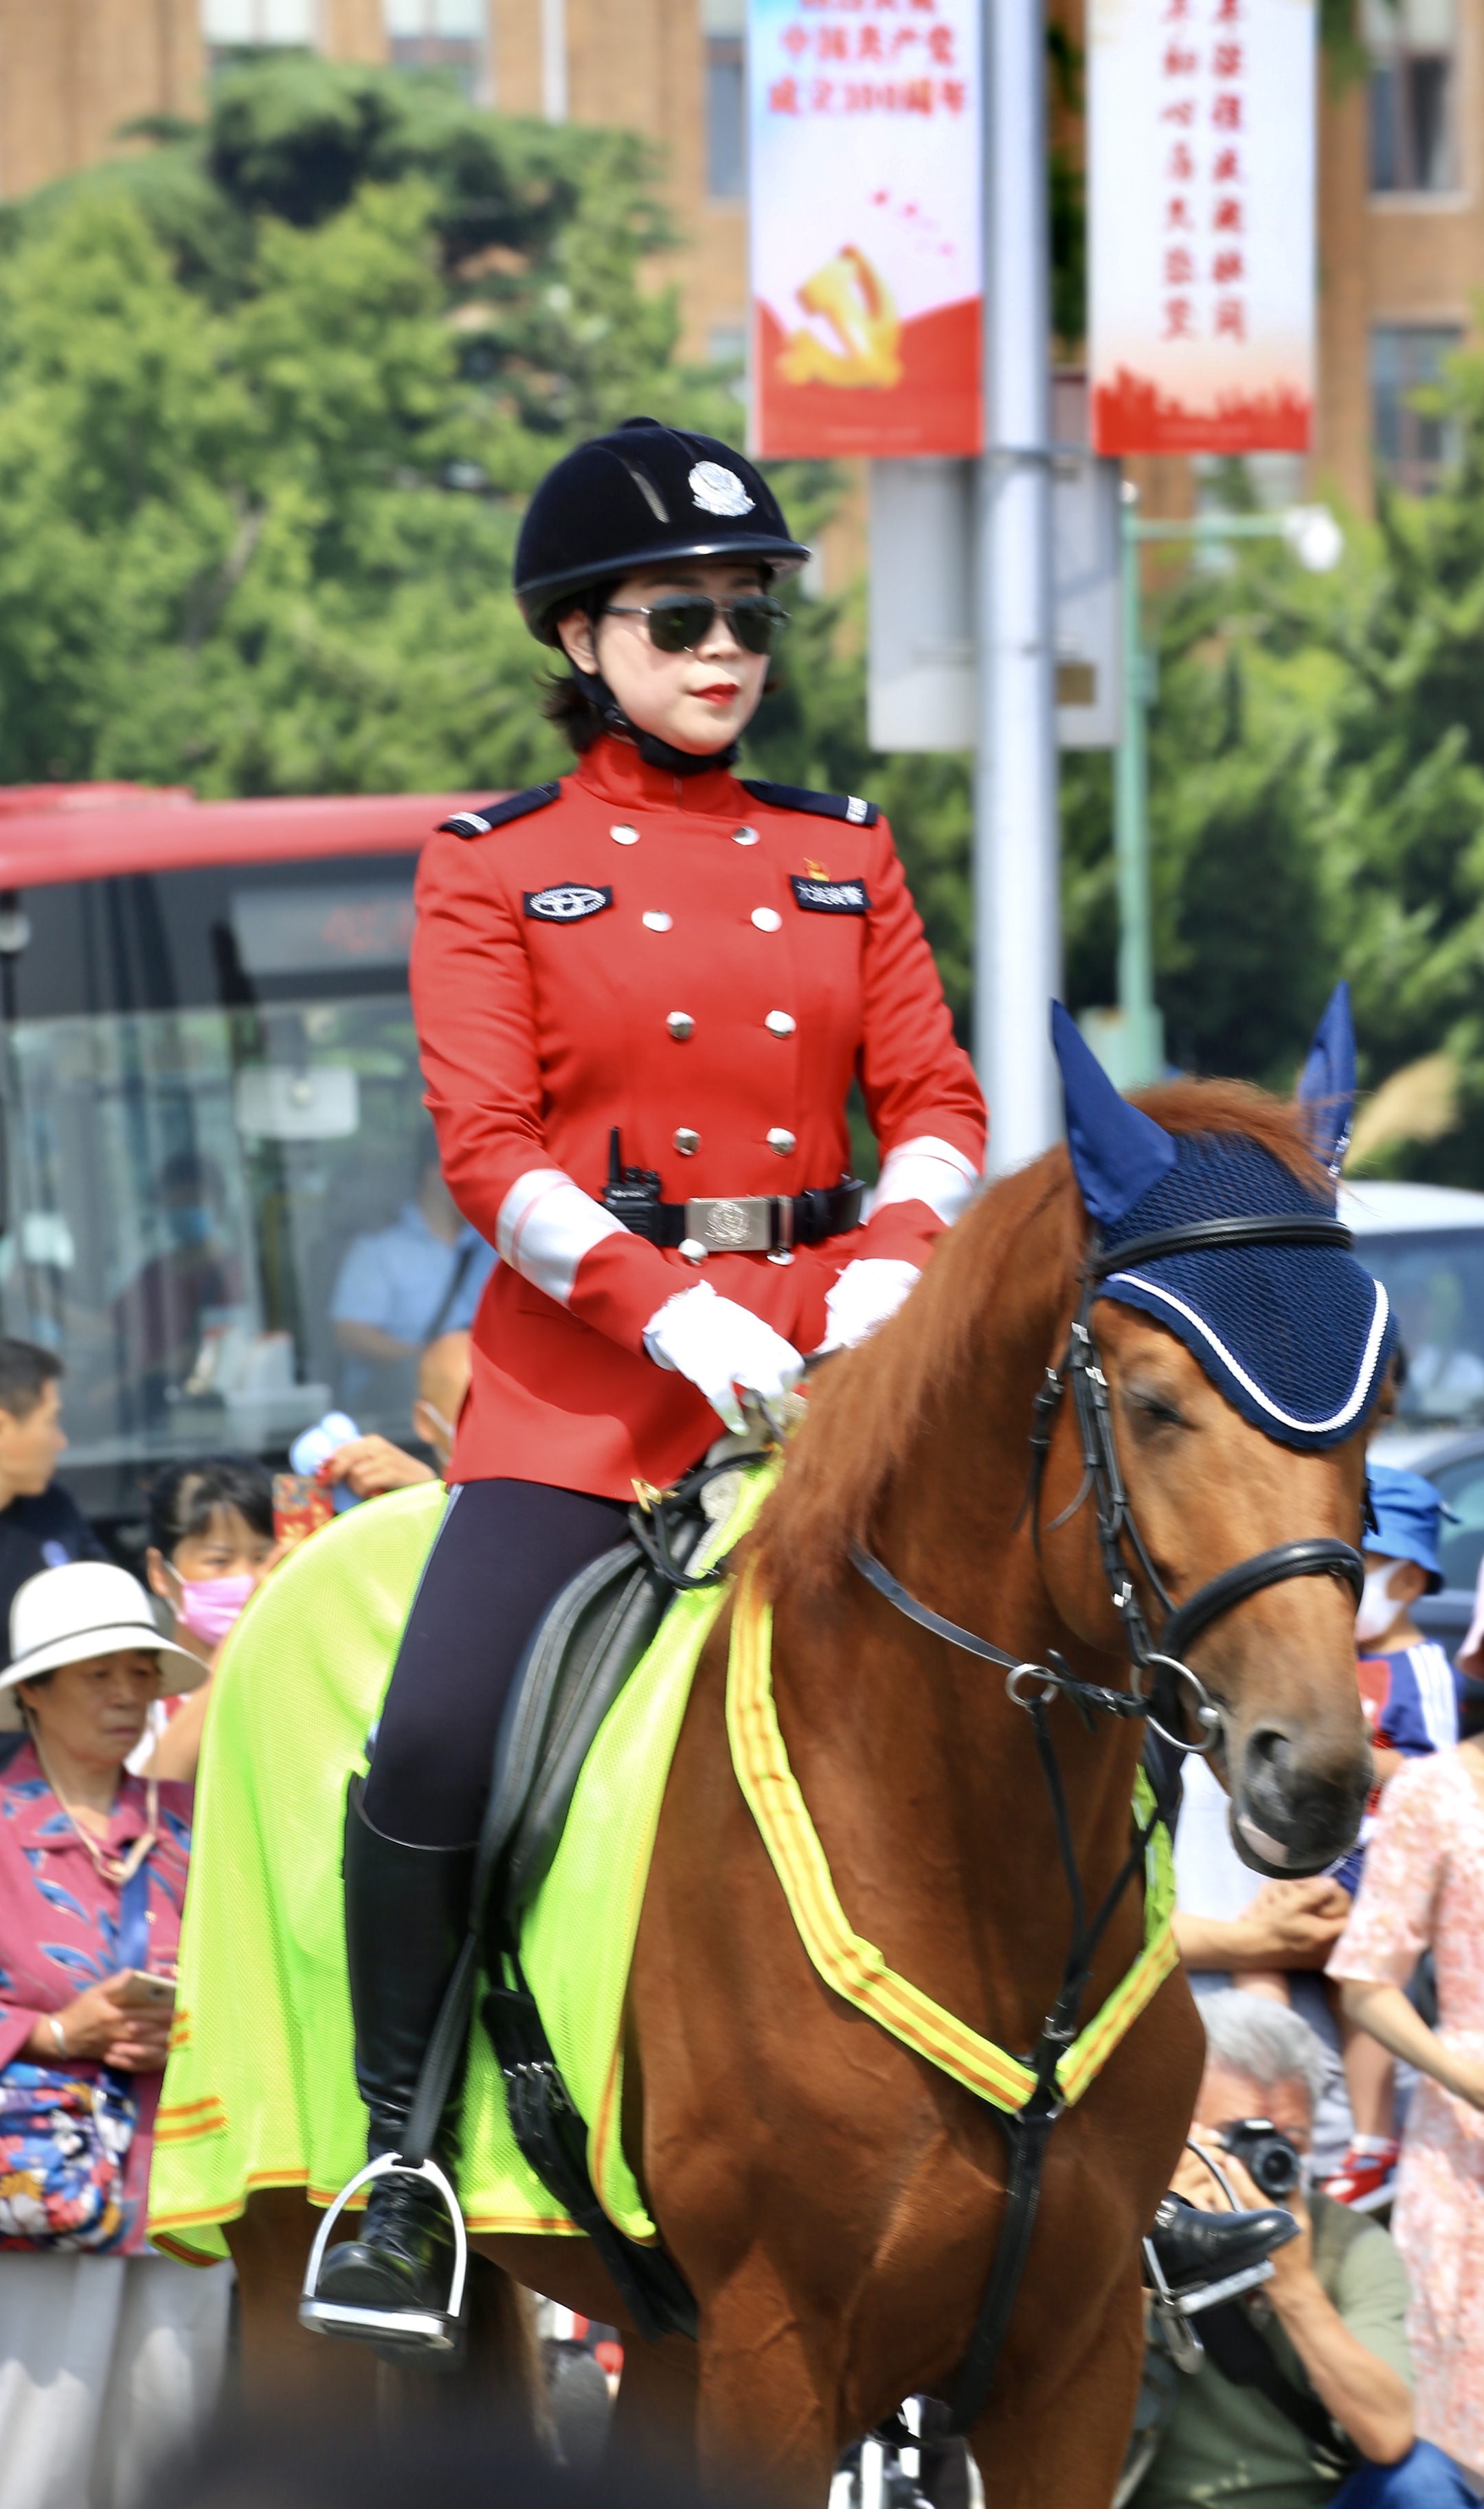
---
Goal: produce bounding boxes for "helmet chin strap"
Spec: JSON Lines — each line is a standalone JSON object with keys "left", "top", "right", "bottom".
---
{"left": 571, "top": 662, "right": 739, "bottom": 777}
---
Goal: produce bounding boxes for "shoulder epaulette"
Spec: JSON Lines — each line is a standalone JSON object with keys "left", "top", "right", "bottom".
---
{"left": 438, "top": 781, "right": 561, "bottom": 840}
{"left": 739, "top": 777, "right": 879, "bottom": 829}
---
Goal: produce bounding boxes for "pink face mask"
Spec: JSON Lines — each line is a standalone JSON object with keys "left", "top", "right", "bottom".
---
{"left": 173, "top": 1572, "right": 255, "bottom": 1649}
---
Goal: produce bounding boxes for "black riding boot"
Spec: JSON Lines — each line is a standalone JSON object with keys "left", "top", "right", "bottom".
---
{"left": 1147, "top": 2192, "right": 1298, "bottom": 2301}
{"left": 312, "top": 1779, "right": 475, "bottom": 2348}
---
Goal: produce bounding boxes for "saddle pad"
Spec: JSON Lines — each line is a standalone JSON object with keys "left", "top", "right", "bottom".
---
{"left": 147, "top": 1470, "right": 773, "bottom": 2264}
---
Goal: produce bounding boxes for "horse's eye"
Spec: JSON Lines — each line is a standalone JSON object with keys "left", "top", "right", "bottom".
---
{"left": 1127, "top": 1387, "right": 1185, "bottom": 1430}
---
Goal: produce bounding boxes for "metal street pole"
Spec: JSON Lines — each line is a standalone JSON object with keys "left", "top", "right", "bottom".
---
{"left": 1112, "top": 484, "right": 1164, "bottom": 1091}
{"left": 974, "top": 0, "right": 1060, "bottom": 1174}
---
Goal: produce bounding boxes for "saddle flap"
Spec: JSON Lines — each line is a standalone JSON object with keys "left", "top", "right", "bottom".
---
{"left": 504, "top": 1552, "right": 674, "bottom": 1913}
{"left": 477, "top": 1541, "right": 643, "bottom": 1910}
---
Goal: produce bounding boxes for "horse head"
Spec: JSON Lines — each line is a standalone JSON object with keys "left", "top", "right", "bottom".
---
{"left": 1037, "top": 991, "right": 1381, "bottom": 1876}
{"left": 765, "top": 988, "right": 1382, "bottom": 1886}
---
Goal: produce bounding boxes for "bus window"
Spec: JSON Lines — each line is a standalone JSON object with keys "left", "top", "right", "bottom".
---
{"left": 0, "top": 853, "right": 483, "bottom": 1526}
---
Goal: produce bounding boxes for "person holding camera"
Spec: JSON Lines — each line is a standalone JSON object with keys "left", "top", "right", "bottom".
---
{"left": 1130, "top": 1993, "right": 1474, "bottom": 2509}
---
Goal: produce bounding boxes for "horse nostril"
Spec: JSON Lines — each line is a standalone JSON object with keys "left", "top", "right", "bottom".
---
{"left": 1239, "top": 1724, "right": 1299, "bottom": 1820}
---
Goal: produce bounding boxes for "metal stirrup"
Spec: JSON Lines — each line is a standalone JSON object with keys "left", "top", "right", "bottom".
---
{"left": 1142, "top": 2141, "right": 1279, "bottom": 2374}
{"left": 299, "top": 2153, "right": 468, "bottom": 2352}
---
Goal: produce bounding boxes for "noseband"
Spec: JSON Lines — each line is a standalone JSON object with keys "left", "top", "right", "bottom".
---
{"left": 847, "top": 1209, "right": 1368, "bottom": 2434}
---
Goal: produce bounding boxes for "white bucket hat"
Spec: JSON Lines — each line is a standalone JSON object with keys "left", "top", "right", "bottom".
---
{"left": 1, "top": 1561, "right": 205, "bottom": 1697}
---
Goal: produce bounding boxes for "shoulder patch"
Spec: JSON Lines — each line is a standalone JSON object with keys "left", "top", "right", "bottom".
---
{"left": 438, "top": 781, "right": 561, "bottom": 840}
{"left": 739, "top": 777, "right": 879, "bottom": 829}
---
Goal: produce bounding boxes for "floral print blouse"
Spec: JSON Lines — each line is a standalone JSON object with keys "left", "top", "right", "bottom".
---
{"left": 0, "top": 1739, "right": 192, "bottom": 2253}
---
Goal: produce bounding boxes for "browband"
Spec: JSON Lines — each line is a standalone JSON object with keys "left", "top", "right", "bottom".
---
{"left": 1090, "top": 1214, "right": 1353, "bottom": 1280}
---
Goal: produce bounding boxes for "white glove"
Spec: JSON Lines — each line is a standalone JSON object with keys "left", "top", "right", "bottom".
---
{"left": 818, "top": 1258, "right": 921, "bottom": 1354}
{"left": 643, "top": 1282, "right": 805, "bottom": 1434}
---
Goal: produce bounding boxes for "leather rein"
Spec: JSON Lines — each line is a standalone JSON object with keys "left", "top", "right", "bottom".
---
{"left": 848, "top": 1211, "right": 1367, "bottom": 2434}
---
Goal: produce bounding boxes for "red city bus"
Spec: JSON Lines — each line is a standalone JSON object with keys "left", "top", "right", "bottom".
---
{"left": 0, "top": 781, "right": 486, "bottom": 1537}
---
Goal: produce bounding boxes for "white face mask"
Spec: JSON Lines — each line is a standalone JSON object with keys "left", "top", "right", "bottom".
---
{"left": 1356, "top": 1563, "right": 1404, "bottom": 1647}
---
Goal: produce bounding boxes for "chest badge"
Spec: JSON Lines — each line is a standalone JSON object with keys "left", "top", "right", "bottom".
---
{"left": 789, "top": 874, "right": 869, "bottom": 916}
{"left": 524, "top": 883, "right": 613, "bottom": 923}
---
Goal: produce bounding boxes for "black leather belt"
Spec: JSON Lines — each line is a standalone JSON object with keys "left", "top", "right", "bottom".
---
{"left": 621, "top": 1179, "right": 865, "bottom": 1256}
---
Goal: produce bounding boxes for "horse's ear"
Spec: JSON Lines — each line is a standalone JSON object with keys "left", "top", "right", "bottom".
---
{"left": 1050, "top": 1002, "right": 1178, "bottom": 1226}
{"left": 1296, "top": 981, "right": 1354, "bottom": 1179}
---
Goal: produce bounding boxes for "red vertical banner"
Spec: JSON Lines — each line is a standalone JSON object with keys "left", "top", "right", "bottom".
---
{"left": 1089, "top": 0, "right": 1315, "bottom": 456}
{"left": 748, "top": 0, "right": 983, "bottom": 458}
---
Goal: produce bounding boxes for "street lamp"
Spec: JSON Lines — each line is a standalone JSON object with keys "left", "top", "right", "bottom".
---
{"left": 1081, "top": 486, "right": 1344, "bottom": 1092}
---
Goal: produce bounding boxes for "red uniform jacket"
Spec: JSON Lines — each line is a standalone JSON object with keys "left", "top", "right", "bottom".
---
{"left": 412, "top": 737, "right": 986, "bottom": 1497}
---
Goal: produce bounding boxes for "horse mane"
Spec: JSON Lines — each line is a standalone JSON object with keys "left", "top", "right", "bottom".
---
{"left": 757, "top": 1076, "right": 1329, "bottom": 1594}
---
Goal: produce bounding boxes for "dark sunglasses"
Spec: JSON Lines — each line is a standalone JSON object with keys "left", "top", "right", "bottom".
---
{"left": 602, "top": 592, "right": 791, "bottom": 657}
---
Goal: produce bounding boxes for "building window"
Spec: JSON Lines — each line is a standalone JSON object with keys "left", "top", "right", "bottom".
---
{"left": 385, "top": 0, "right": 486, "bottom": 98}
{"left": 1367, "top": 0, "right": 1456, "bottom": 192}
{"left": 202, "top": 0, "right": 316, "bottom": 46}
{"left": 706, "top": 36, "right": 745, "bottom": 198}
{"left": 1371, "top": 325, "right": 1461, "bottom": 493}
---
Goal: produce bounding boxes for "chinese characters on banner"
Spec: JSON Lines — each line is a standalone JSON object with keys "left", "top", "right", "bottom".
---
{"left": 747, "top": 0, "right": 982, "bottom": 457}
{"left": 1089, "top": 0, "right": 1315, "bottom": 456}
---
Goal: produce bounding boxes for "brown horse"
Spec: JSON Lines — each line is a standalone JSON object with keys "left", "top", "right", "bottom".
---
{"left": 228, "top": 1078, "right": 1373, "bottom": 2499}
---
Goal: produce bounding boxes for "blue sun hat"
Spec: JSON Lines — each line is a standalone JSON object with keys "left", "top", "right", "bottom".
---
{"left": 1364, "top": 1464, "right": 1448, "bottom": 1593}
{"left": 1051, "top": 988, "right": 1395, "bottom": 1451}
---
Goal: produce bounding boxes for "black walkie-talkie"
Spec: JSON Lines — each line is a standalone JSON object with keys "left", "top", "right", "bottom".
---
{"left": 602, "top": 1126, "right": 665, "bottom": 1242}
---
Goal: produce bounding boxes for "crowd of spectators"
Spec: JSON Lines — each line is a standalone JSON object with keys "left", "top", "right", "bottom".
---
{"left": 0, "top": 1327, "right": 466, "bottom": 2509}
{"left": 1131, "top": 1462, "right": 1484, "bottom": 2509}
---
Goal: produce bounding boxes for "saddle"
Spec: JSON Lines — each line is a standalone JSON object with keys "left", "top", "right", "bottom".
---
{"left": 409, "top": 1453, "right": 754, "bottom": 2345}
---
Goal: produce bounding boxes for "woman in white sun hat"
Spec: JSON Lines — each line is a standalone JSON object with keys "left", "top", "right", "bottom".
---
{"left": 0, "top": 1561, "right": 231, "bottom": 2509}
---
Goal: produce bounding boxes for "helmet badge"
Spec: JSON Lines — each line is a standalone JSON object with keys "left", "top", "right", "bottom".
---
{"left": 689, "top": 461, "right": 754, "bottom": 518}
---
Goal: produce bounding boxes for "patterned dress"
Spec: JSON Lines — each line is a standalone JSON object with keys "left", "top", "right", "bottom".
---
{"left": 0, "top": 1741, "right": 192, "bottom": 2253}
{"left": 1329, "top": 1748, "right": 1484, "bottom": 2475}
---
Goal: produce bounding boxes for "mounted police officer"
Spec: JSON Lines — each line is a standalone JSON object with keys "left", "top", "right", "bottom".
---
{"left": 308, "top": 416, "right": 1305, "bottom": 2362}
{"left": 309, "top": 419, "right": 987, "bottom": 2346}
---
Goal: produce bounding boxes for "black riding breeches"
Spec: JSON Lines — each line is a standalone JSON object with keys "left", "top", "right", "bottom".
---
{"left": 361, "top": 1478, "right": 631, "bottom": 1849}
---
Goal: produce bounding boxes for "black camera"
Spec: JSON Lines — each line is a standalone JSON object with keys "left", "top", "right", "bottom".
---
{"left": 1219, "top": 2117, "right": 1302, "bottom": 2199}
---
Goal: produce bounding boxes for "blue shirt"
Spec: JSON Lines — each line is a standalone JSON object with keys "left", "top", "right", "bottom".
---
{"left": 330, "top": 1203, "right": 495, "bottom": 1348}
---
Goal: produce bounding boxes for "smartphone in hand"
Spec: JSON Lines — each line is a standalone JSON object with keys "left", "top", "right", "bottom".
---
{"left": 113, "top": 1970, "right": 175, "bottom": 2013}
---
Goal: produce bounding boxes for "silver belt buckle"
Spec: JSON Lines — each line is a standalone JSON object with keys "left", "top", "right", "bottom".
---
{"left": 684, "top": 1194, "right": 775, "bottom": 1253}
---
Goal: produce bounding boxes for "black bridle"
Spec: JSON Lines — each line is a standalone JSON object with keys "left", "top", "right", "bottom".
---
{"left": 848, "top": 1210, "right": 1368, "bottom": 2433}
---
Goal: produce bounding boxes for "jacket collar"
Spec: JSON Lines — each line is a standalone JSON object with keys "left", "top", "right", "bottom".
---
{"left": 5, "top": 1737, "right": 155, "bottom": 1847}
{"left": 571, "top": 735, "right": 743, "bottom": 821}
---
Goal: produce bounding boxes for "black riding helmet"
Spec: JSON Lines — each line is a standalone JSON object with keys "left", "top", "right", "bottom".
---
{"left": 515, "top": 416, "right": 810, "bottom": 645}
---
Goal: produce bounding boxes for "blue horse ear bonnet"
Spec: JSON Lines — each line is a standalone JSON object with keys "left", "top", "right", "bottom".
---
{"left": 1051, "top": 992, "right": 1395, "bottom": 1451}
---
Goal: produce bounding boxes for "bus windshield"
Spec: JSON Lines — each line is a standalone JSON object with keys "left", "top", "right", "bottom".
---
{"left": 1358, "top": 1228, "right": 1484, "bottom": 1429}
{"left": 0, "top": 852, "right": 473, "bottom": 1522}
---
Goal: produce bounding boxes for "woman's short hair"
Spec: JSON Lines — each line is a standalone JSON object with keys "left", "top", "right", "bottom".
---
{"left": 1200, "top": 1988, "right": 1328, "bottom": 2115}
{"left": 148, "top": 1456, "right": 274, "bottom": 1559}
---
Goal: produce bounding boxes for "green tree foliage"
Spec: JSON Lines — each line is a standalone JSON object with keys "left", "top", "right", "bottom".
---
{"left": 1061, "top": 348, "right": 1484, "bottom": 1185}
{"left": 1298, "top": 372, "right": 1484, "bottom": 1182}
{"left": 0, "top": 58, "right": 723, "bottom": 795}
